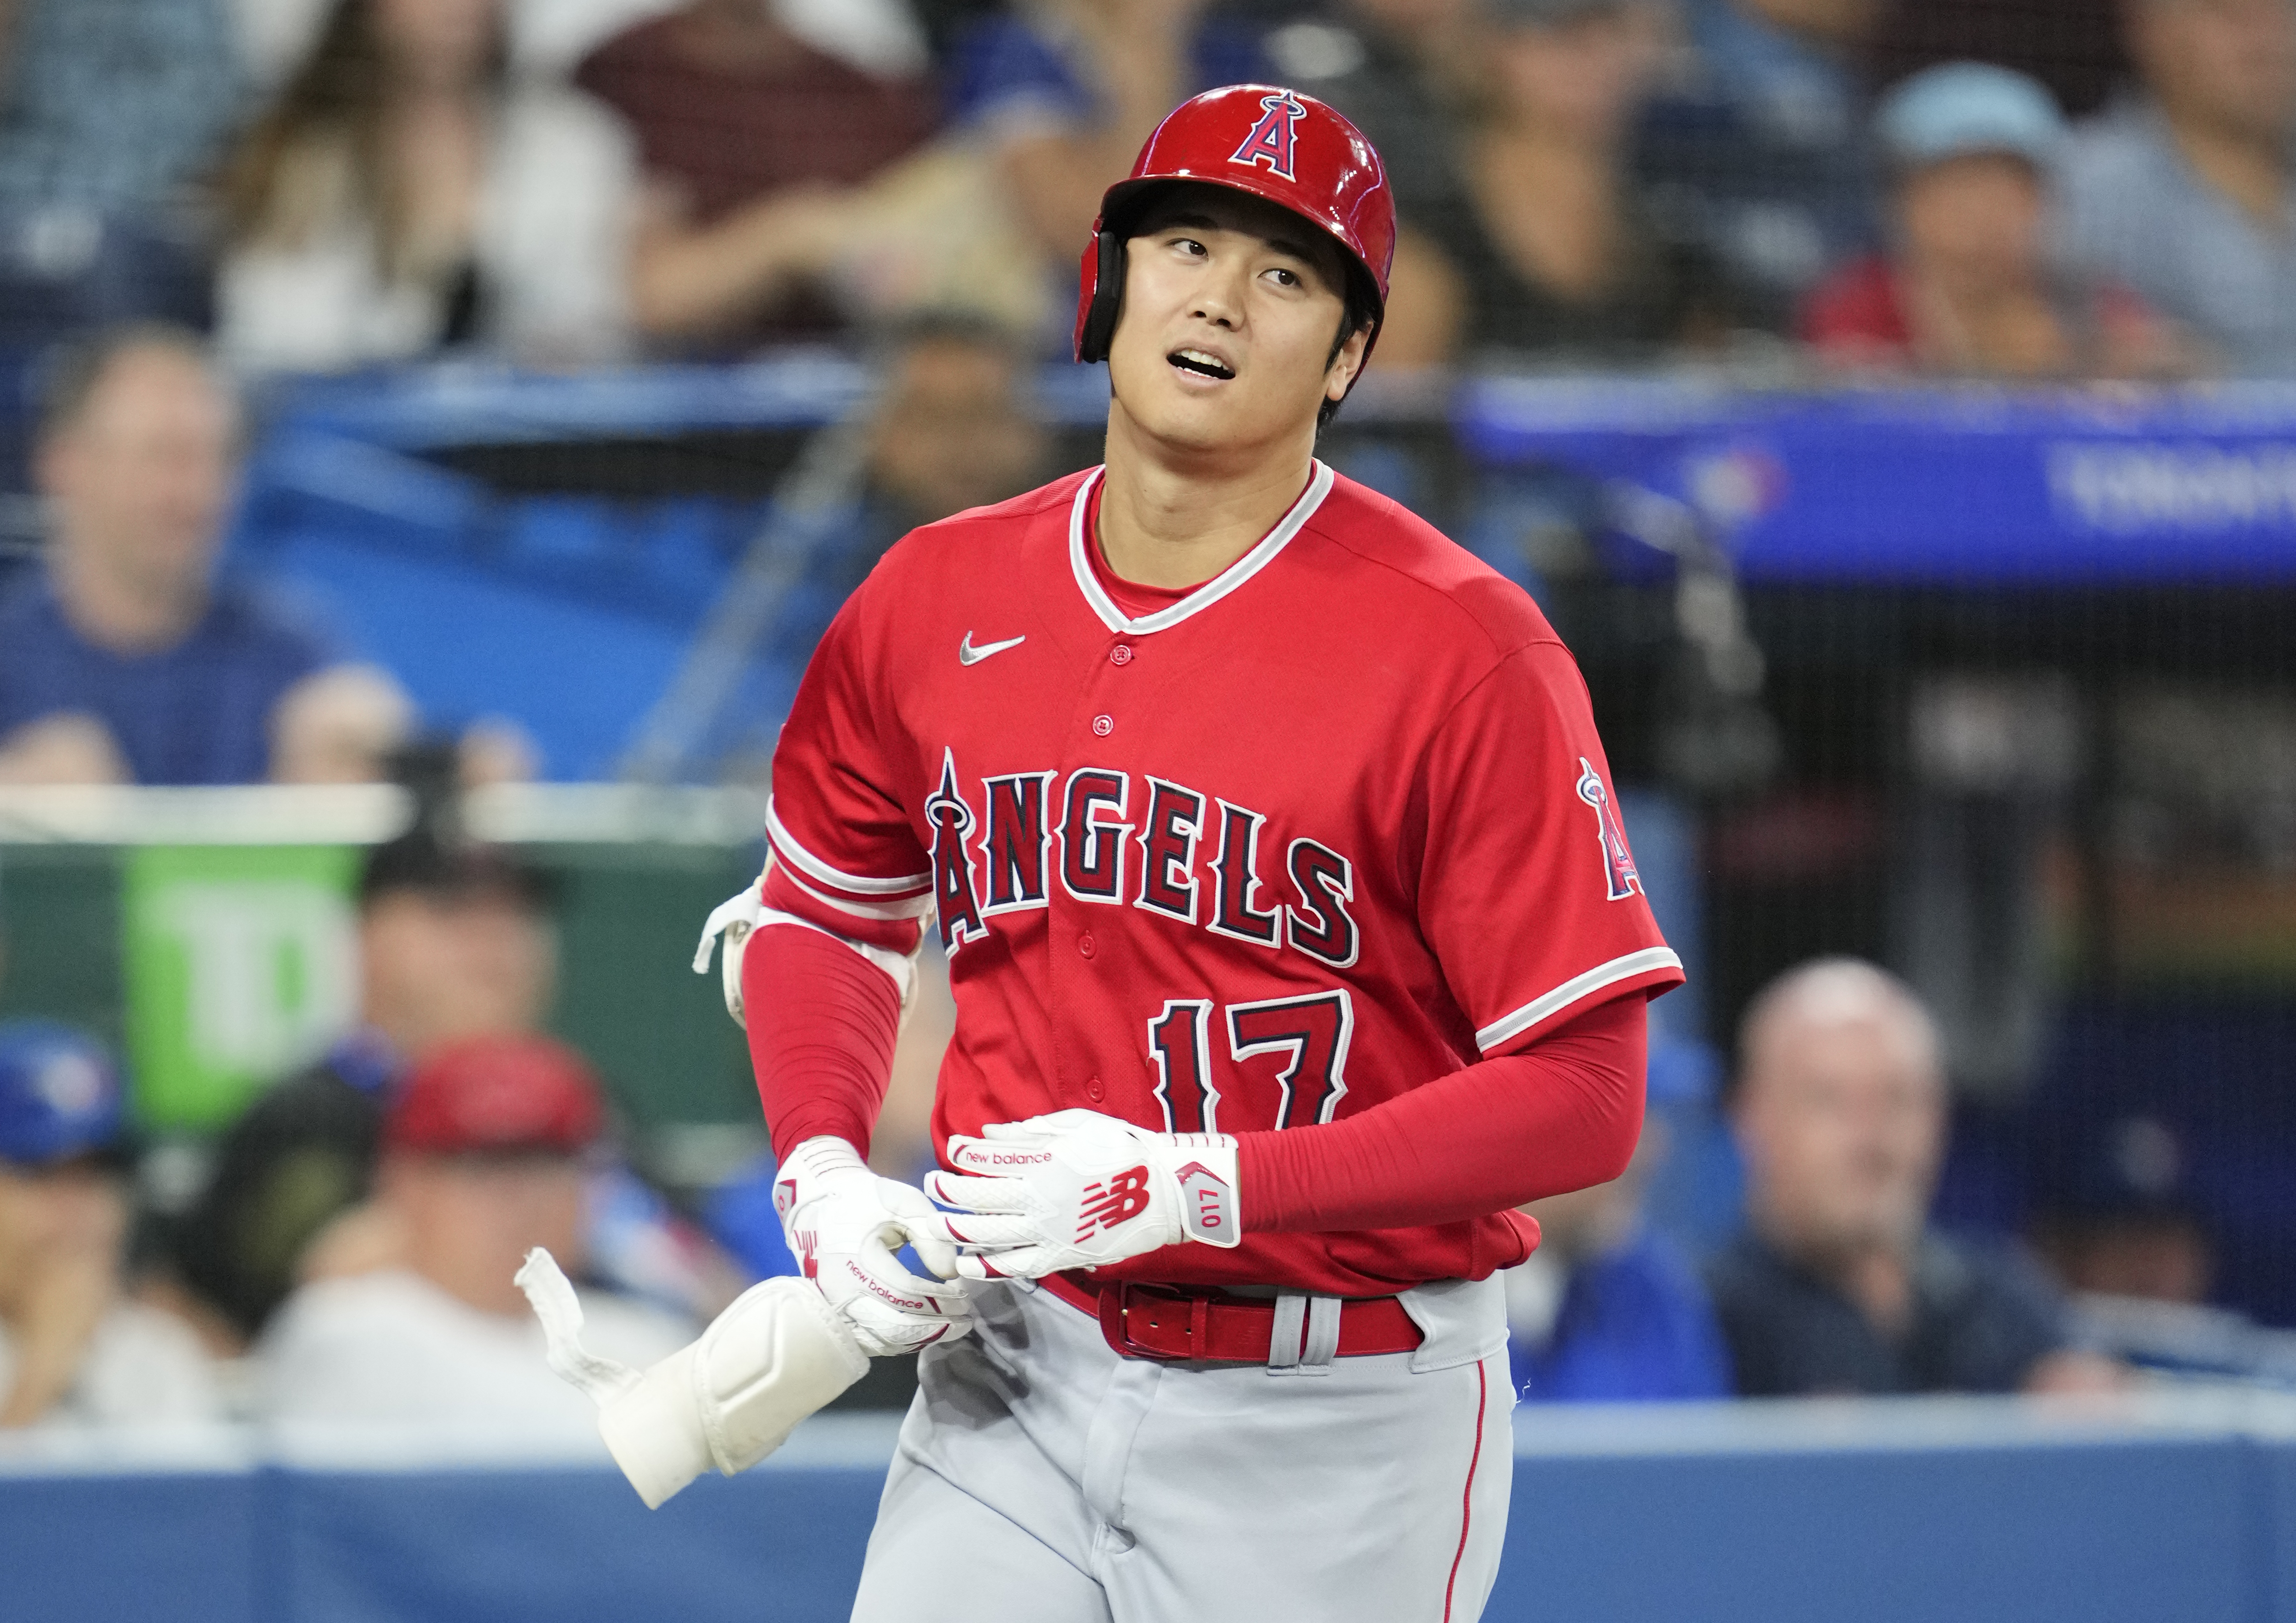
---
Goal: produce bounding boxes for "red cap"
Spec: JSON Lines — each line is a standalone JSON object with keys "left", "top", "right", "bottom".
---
{"left": 1075, "top": 85, "right": 1396, "bottom": 365}
{"left": 386, "top": 1034, "right": 606, "bottom": 1155}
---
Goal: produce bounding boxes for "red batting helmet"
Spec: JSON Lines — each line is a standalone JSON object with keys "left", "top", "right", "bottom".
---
{"left": 1072, "top": 85, "right": 1396, "bottom": 377}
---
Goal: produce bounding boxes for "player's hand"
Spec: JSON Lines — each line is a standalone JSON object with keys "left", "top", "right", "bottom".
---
{"left": 920, "top": 1110, "right": 1241, "bottom": 1280}
{"left": 774, "top": 1136, "right": 972, "bottom": 1356}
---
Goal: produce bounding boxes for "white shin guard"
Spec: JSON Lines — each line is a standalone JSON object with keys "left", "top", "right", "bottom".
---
{"left": 517, "top": 1249, "right": 868, "bottom": 1508}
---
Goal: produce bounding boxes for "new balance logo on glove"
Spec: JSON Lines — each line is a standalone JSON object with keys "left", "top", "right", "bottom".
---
{"left": 923, "top": 1111, "right": 1243, "bottom": 1277}
{"left": 1077, "top": 1165, "right": 1155, "bottom": 1237}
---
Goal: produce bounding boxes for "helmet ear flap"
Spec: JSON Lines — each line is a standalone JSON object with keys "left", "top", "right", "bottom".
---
{"left": 1075, "top": 229, "right": 1126, "bottom": 364}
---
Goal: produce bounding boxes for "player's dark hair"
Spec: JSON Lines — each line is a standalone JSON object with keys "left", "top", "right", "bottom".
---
{"left": 1318, "top": 276, "right": 1381, "bottom": 432}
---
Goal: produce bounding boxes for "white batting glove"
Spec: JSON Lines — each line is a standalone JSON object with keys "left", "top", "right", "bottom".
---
{"left": 921, "top": 1109, "right": 1241, "bottom": 1280}
{"left": 775, "top": 1136, "right": 973, "bottom": 1356}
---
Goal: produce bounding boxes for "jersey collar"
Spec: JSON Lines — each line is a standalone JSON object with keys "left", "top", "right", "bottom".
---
{"left": 1067, "top": 459, "right": 1335, "bottom": 637}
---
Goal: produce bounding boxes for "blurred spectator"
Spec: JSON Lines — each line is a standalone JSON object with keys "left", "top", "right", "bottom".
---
{"left": 168, "top": 817, "right": 738, "bottom": 1346}
{"left": 233, "top": 0, "right": 685, "bottom": 86}
{"left": 945, "top": 1, "right": 1267, "bottom": 271}
{"left": 1430, "top": 0, "right": 1737, "bottom": 360}
{"left": 259, "top": 1034, "right": 688, "bottom": 1430}
{"left": 0, "top": 0, "right": 240, "bottom": 348}
{"left": 1801, "top": 64, "right": 2180, "bottom": 379}
{"left": 1505, "top": 1052, "right": 1730, "bottom": 1401}
{"left": 0, "top": 327, "right": 414, "bottom": 786}
{"left": 1864, "top": 0, "right": 2128, "bottom": 120}
{"left": 0, "top": 1022, "right": 219, "bottom": 1428}
{"left": 1707, "top": 958, "right": 2122, "bottom": 1396}
{"left": 167, "top": 829, "right": 556, "bottom": 1344}
{"left": 1257, "top": 0, "right": 1477, "bottom": 364}
{"left": 2029, "top": 1114, "right": 2214, "bottom": 1306}
{"left": 2057, "top": 0, "right": 2296, "bottom": 374}
{"left": 1634, "top": 0, "right": 1881, "bottom": 330}
{"left": 573, "top": 0, "right": 937, "bottom": 344}
{"left": 846, "top": 313, "right": 1053, "bottom": 574}
{"left": 698, "top": 313, "right": 1053, "bottom": 771}
{"left": 217, "top": 0, "right": 637, "bottom": 372}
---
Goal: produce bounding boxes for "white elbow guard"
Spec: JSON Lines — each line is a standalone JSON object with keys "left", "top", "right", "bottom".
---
{"left": 692, "top": 875, "right": 920, "bottom": 1029}
{"left": 692, "top": 877, "right": 769, "bottom": 1027}
{"left": 517, "top": 1249, "right": 867, "bottom": 1509}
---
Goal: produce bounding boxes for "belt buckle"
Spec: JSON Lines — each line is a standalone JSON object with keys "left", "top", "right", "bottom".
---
{"left": 1098, "top": 1281, "right": 1196, "bottom": 1362}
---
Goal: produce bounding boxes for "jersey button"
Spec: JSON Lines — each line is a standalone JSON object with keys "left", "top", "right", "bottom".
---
{"left": 1086, "top": 1076, "right": 1105, "bottom": 1102}
{"left": 1078, "top": 932, "right": 1095, "bottom": 958}
{"left": 1092, "top": 714, "right": 1114, "bottom": 737}
{"left": 1110, "top": 644, "right": 1134, "bottom": 666}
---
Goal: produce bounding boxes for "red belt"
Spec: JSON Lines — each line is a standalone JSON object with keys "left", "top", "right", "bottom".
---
{"left": 1040, "top": 1271, "right": 1424, "bottom": 1365}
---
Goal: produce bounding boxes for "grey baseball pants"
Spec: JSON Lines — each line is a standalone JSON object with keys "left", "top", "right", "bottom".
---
{"left": 849, "top": 1273, "right": 1514, "bottom": 1622}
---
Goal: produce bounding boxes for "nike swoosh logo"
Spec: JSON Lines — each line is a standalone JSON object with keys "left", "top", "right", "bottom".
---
{"left": 959, "top": 631, "right": 1026, "bottom": 666}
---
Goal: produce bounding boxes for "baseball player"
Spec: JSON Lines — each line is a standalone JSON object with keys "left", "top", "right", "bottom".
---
{"left": 711, "top": 85, "right": 1681, "bottom": 1622}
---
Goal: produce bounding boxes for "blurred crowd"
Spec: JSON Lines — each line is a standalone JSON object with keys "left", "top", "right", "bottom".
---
{"left": 0, "top": 799, "right": 953, "bottom": 1434}
{"left": 3, "top": 0, "right": 2292, "bottom": 1443}
{"left": 7, "top": 0, "right": 2296, "bottom": 786}
{"left": 4, "top": 895, "right": 2190, "bottom": 1438}
{"left": 0, "top": 0, "right": 2290, "bottom": 381}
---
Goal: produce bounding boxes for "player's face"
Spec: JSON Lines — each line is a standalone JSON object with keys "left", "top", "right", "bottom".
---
{"left": 1107, "top": 187, "right": 1370, "bottom": 462}
{"left": 1737, "top": 1012, "right": 1944, "bottom": 1258}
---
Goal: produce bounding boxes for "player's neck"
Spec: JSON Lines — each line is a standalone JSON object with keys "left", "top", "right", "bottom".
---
{"left": 1096, "top": 410, "right": 1318, "bottom": 591}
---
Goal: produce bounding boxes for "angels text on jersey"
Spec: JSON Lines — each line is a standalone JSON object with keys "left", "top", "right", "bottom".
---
{"left": 923, "top": 747, "right": 1359, "bottom": 970}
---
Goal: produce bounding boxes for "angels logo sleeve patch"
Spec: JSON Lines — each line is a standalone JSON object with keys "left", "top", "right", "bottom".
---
{"left": 1414, "top": 642, "right": 1682, "bottom": 1056}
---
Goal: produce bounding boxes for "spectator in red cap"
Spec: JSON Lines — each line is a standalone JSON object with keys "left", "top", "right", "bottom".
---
{"left": 166, "top": 827, "right": 558, "bottom": 1345}
{"left": 258, "top": 1035, "right": 688, "bottom": 1437}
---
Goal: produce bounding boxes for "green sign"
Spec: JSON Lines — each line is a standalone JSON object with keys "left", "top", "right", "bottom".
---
{"left": 122, "top": 844, "right": 361, "bottom": 1131}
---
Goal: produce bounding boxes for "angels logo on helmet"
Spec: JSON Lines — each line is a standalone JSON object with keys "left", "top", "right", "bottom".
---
{"left": 1229, "top": 91, "right": 1308, "bottom": 181}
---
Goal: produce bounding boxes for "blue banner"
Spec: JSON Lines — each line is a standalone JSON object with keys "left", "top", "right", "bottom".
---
{"left": 1459, "top": 378, "right": 2296, "bottom": 585}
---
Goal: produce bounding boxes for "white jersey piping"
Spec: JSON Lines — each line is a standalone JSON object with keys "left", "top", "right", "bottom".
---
{"left": 1473, "top": 947, "right": 1684, "bottom": 1054}
{"left": 772, "top": 855, "right": 936, "bottom": 922}
{"left": 765, "top": 798, "right": 931, "bottom": 897}
{"left": 1067, "top": 460, "right": 1336, "bottom": 637}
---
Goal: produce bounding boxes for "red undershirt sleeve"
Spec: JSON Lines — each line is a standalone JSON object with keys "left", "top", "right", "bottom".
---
{"left": 742, "top": 920, "right": 903, "bottom": 1162}
{"left": 1235, "top": 992, "right": 1647, "bottom": 1234}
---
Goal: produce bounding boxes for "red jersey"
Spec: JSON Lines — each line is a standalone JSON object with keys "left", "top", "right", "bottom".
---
{"left": 765, "top": 461, "right": 1682, "bottom": 1296}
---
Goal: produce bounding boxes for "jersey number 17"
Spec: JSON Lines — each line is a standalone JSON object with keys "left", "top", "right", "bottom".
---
{"left": 1146, "top": 989, "right": 1352, "bottom": 1135}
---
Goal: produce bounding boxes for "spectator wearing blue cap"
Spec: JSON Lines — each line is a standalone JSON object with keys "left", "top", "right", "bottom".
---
{"left": 1801, "top": 63, "right": 2183, "bottom": 378}
{"left": 1504, "top": 1034, "right": 1731, "bottom": 1402}
{"left": 0, "top": 1021, "right": 218, "bottom": 1427}
{"left": 2059, "top": 0, "right": 2296, "bottom": 375}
